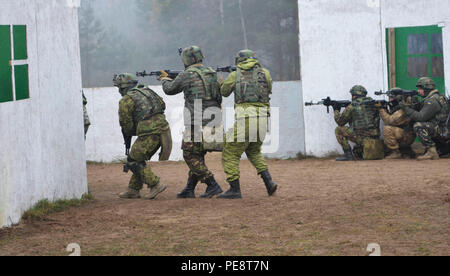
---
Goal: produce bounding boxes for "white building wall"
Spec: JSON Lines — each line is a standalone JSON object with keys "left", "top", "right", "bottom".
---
{"left": 84, "top": 81, "right": 304, "bottom": 163}
{"left": 299, "top": 0, "right": 450, "bottom": 156}
{"left": 0, "top": 0, "right": 87, "bottom": 227}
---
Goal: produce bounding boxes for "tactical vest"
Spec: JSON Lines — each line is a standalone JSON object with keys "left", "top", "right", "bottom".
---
{"left": 127, "top": 85, "right": 166, "bottom": 123}
{"left": 235, "top": 66, "right": 271, "bottom": 104}
{"left": 184, "top": 66, "right": 220, "bottom": 103}
{"left": 429, "top": 91, "right": 449, "bottom": 127}
{"left": 352, "top": 97, "right": 379, "bottom": 131}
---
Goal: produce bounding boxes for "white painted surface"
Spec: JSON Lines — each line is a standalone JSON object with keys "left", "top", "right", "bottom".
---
{"left": 84, "top": 81, "right": 304, "bottom": 162}
{"left": 0, "top": 0, "right": 87, "bottom": 227}
{"left": 299, "top": 0, "right": 450, "bottom": 156}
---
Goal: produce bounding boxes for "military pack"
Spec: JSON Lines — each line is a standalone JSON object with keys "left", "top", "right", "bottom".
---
{"left": 235, "top": 67, "right": 271, "bottom": 104}
{"left": 352, "top": 97, "right": 379, "bottom": 131}
{"left": 127, "top": 85, "right": 166, "bottom": 123}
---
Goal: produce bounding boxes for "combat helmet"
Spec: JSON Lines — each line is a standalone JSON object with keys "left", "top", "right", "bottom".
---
{"left": 113, "top": 73, "right": 138, "bottom": 90}
{"left": 181, "top": 46, "right": 204, "bottom": 67}
{"left": 350, "top": 85, "right": 368, "bottom": 97}
{"left": 416, "top": 77, "right": 436, "bottom": 91}
{"left": 235, "top": 49, "right": 256, "bottom": 65}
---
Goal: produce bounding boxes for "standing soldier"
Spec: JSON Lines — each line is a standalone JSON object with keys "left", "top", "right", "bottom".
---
{"left": 334, "top": 85, "right": 382, "bottom": 161}
{"left": 159, "top": 46, "right": 223, "bottom": 199}
{"left": 401, "top": 77, "right": 449, "bottom": 160}
{"left": 218, "top": 50, "right": 278, "bottom": 199}
{"left": 113, "top": 73, "right": 171, "bottom": 199}
{"left": 378, "top": 92, "right": 417, "bottom": 159}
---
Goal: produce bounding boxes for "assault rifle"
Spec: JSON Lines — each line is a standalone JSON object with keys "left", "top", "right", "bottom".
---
{"left": 122, "top": 129, "right": 132, "bottom": 173}
{"left": 136, "top": 70, "right": 182, "bottom": 79}
{"left": 374, "top": 88, "right": 418, "bottom": 97}
{"left": 305, "top": 97, "right": 389, "bottom": 113}
{"left": 216, "top": 66, "right": 237, "bottom": 73}
{"left": 305, "top": 97, "right": 351, "bottom": 113}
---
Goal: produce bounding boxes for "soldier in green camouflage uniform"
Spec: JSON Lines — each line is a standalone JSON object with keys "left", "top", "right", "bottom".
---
{"left": 218, "top": 50, "right": 278, "bottom": 199}
{"left": 334, "top": 85, "right": 381, "bottom": 161}
{"left": 113, "top": 73, "right": 170, "bottom": 200}
{"left": 160, "top": 46, "right": 223, "bottom": 199}
{"left": 401, "top": 77, "right": 449, "bottom": 160}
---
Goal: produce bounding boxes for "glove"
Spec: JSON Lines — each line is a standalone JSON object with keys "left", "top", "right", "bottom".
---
{"left": 374, "top": 101, "right": 383, "bottom": 110}
{"left": 157, "top": 70, "right": 171, "bottom": 81}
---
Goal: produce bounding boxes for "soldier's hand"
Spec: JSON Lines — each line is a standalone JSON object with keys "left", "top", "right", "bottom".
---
{"left": 157, "top": 70, "right": 171, "bottom": 81}
{"left": 374, "top": 101, "right": 383, "bottom": 110}
{"left": 332, "top": 103, "right": 341, "bottom": 112}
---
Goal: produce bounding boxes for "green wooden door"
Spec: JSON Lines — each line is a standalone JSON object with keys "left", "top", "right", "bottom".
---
{"left": 394, "top": 25, "right": 445, "bottom": 93}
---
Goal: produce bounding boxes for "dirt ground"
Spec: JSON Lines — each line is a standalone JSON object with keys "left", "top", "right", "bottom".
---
{"left": 0, "top": 153, "right": 449, "bottom": 256}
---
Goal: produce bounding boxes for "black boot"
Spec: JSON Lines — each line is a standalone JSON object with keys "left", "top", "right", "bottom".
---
{"left": 336, "top": 149, "right": 354, "bottom": 161}
{"left": 217, "top": 180, "right": 242, "bottom": 199}
{"left": 177, "top": 175, "right": 198, "bottom": 199}
{"left": 260, "top": 171, "right": 278, "bottom": 196}
{"left": 200, "top": 176, "right": 223, "bottom": 198}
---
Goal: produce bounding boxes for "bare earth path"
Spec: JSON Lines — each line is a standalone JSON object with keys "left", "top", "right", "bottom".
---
{"left": 1, "top": 153, "right": 449, "bottom": 256}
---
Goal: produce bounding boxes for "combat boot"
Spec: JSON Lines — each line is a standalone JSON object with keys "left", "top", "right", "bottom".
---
{"left": 119, "top": 188, "right": 141, "bottom": 199}
{"left": 200, "top": 176, "right": 223, "bottom": 198}
{"left": 145, "top": 182, "right": 167, "bottom": 200}
{"left": 260, "top": 171, "right": 278, "bottom": 196}
{"left": 336, "top": 149, "right": 354, "bottom": 161}
{"left": 177, "top": 176, "right": 198, "bottom": 199}
{"left": 417, "top": 146, "right": 440, "bottom": 161}
{"left": 385, "top": 149, "right": 402, "bottom": 160}
{"left": 217, "top": 180, "right": 242, "bottom": 199}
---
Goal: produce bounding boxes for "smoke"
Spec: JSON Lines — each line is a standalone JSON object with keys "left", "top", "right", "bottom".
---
{"left": 79, "top": 0, "right": 300, "bottom": 88}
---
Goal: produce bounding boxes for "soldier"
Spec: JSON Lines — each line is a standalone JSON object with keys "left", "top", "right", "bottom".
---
{"left": 113, "top": 73, "right": 170, "bottom": 199}
{"left": 401, "top": 77, "right": 449, "bottom": 160}
{"left": 82, "top": 91, "right": 91, "bottom": 139}
{"left": 218, "top": 49, "right": 277, "bottom": 199}
{"left": 378, "top": 92, "right": 417, "bottom": 159}
{"left": 334, "top": 85, "right": 381, "bottom": 161}
{"left": 159, "top": 46, "right": 223, "bottom": 199}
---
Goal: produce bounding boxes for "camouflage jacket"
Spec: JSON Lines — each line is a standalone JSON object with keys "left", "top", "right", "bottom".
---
{"left": 334, "top": 103, "right": 380, "bottom": 137}
{"left": 403, "top": 90, "right": 449, "bottom": 128}
{"left": 119, "top": 85, "right": 169, "bottom": 137}
{"left": 380, "top": 109, "right": 411, "bottom": 129}
{"left": 162, "top": 63, "right": 222, "bottom": 127}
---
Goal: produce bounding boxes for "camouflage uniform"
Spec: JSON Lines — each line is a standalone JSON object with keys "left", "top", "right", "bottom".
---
{"left": 402, "top": 78, "right": 449, "bottom": 159}
{"left": 114, "top": 73, "right": 170, "bottom": 199}
{"left": 381, "top": 108, "right": 415, "bottom": 152}
{"left": 334, "top": 85, "right": 381, "bottom": 160}
{"left": 161, "top": 46, "right": 223, "bottom": 198}
{"left": 82, "top": 91, "right": 90, "bottom": 139}
{"left": 218, "top": 50, "right": 277, "bottom": 199}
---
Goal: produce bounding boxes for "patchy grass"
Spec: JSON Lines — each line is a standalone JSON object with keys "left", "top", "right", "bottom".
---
{"left": 21, "top": 194, "right": 95, "bottom": 221}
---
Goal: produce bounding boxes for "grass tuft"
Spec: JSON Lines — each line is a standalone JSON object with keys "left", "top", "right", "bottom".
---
{"left": 22, "top": 194, "right": 94, "bottom": 221}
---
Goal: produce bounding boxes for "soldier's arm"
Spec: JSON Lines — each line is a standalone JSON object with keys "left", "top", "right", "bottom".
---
{"left": 262, "top": 68, "right": 273, "bottom": 92}
{"left": 380, "top": 109, "right": 410, "bottom": 126}
{"left": 221, "top": 72, "right": 237, "bottom": 98}
{"left": 403, "top": 98, "right": 441, "bottom": 122}
{"left": 119, "top": 96, "right": 136, "bottom": 136}
{"left": 161, "top": 71, "right": 190, "bottom": 96}
{"left": 334, "top": 105, "right": 353, "bottom": 126}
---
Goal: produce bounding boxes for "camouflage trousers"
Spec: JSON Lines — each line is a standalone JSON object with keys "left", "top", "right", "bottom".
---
{"left": 335, "top": 126, "right": 365, "bottom": 151}
{"left": 222, "top": 117, "right": 268, "bottom": 183}
{"left": 182, "top": 126, "right": 214, "bottom": 182}
{"left": 413, "top": 122, "right": 439, "bottom": 148}
{"left": 128, "top": 135, "right": 161, "bottom": 191}
{"left": 383, "top": 126, "right": 415, "bottom": 151}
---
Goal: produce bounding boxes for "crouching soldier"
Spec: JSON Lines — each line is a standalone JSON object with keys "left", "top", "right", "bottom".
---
{"left": 113, "top": 73, "right": 172, "bottom": 199}
{"left": 401, "top": 77, "right": 449, "bottom": 160}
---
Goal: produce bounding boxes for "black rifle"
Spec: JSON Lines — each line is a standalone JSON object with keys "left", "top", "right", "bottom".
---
{"left": 136, "top": 70, "right": 182, "bottom": 79}
{"left": 305, "top": 97, "right": 351, "bottom": 113}
{"left": 122, "top": 129, "right": 132, "bottom": 173}
{"left": 375, "top": 88, "right": 418, "bottom": 97}
{"left": 216, "top": 66, "right": 237, "bottom": 73}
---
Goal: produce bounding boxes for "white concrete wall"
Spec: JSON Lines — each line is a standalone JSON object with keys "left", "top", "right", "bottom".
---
{"left": 0, "top": 0, "right": 87, "bottom": 227}
{"left": 299, "top": 0, "right": 450, "bottom": 156}
{"left": 84, "top": 81, "right": 304, "bottom": 162}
